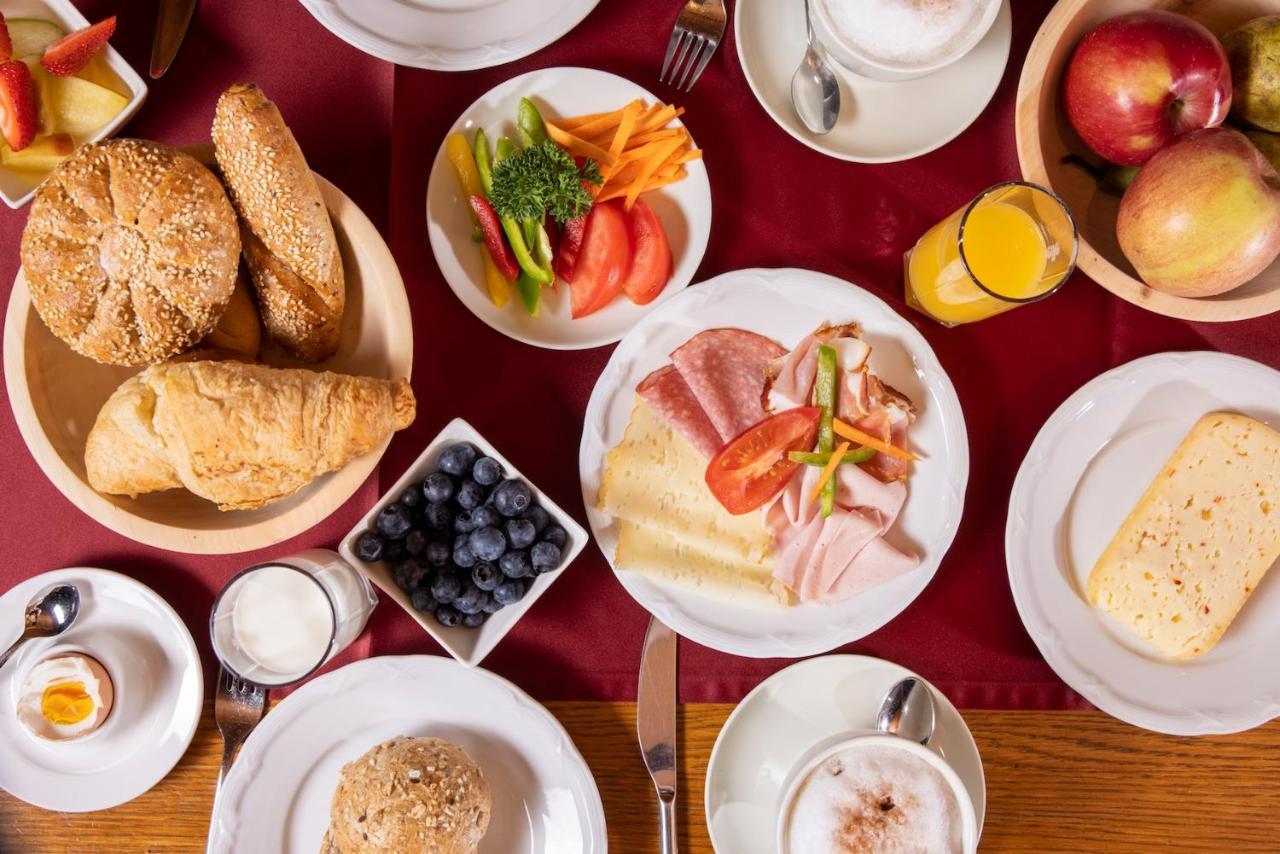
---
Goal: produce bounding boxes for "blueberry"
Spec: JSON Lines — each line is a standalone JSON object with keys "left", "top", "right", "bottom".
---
{"left": 498, "top": 550, "right": 533, "bottom": 579}
{"left": 404, "top": 529, "right": 428, "bottom": 556}
{"left": 462, "top": 611, "right": 488, "bottom": 628}
{"left": 452, "top": 540, "right": 476, "bottom": 569}
{"left": 410, "top": 588, "right": 437, "bottom": 614}
{"left": 399, "top": 485, "right": 424, "bottom": 509}
{"left": 531, "top": 541, "right": 563, "bottom": 572}
{"left": 435, "top": 605, "right": 462, "bottom": 627}
{"left": 482, "top": 595, "right": 504, "bottom": 614}
{"left": 492, "top": 479, "right": 532, "bottom": 517}
{"left": 471, "top": 505, "right": 500, "bottom": 530}
{"left": 454, "top": 583, "right": 486, "bottom": 615}
{"left": 353, "top": 531, "right": 385, "bottom": 562}
{"left": 470, "top": 526, "right": 507, "bottom": 562}
{"left": 522, "top": 504, "right": 551, "bottom": 534}
{"left": 493, "top": 578, "right": 527, "bottom": 607}
{"left": 375, "top": 503, "right": 414, "bottom": 540}
{"left": 393, "top": 559, "right": 429, "bottom": 592}
{"left": 382, "top": 541, "right": 406, "bottom": 564}
{"left": 472, "top": 456, "right": 503, "bottom": 486}
{"left": 426, "top": 540, "right": 450, "bottom": 567}
{"left": 453, "top": 511, "right": 477, "bottom": 534}
{"left": 422, "top": 471, "right": 455, "bottom": 504}
{"left": 505, "top": 518, "right": 536, "bottom": 550}
{"left": 439, "top": 443, "right": 479, "bottom": 476}
{"left": 456, "top": 479, "right": 485, "bottom": 510}
{"left": 472, "top": 561, "right": 502, "bottom": 592}
{"left": 541, "top": 524, "right": 567, "bottom": 548}
{"left": 430, "top": 572, "right": 463, "bottom": 604}
{"left": 423, "top": 502, "right": 456, "bottom": 532}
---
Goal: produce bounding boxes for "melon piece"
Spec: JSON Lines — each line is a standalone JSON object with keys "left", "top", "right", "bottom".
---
{"left": 7, "top": 18, "right": 64, "bottom": 61}
{"left": 1, "top": 132, "right": 73, "bottom": 171}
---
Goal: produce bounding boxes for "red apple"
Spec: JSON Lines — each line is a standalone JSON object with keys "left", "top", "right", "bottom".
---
{"left": 1117, "top": 127, "right": 1280, "bottom": 297}
{"left": 1064, "top": 11, "right": 1232, "bottom": 166}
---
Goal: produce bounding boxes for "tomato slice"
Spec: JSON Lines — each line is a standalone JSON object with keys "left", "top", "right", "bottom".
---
{"left": 622, "top": 198, "right": 673, "bottom": 306}
{"left": 705, "top": 407, "right": 822, "bottom": 515}
{"left": 569, "top": 200, "right": 629, "bottom": 318}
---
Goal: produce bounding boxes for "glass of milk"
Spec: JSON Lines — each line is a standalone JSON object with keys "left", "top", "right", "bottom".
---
{"left": 210, "top": 549, "right": 378, "bottom": 687}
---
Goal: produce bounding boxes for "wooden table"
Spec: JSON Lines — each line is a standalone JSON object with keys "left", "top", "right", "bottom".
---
{"left": 3, "top": 703, "right": 1278, "bottom": 852}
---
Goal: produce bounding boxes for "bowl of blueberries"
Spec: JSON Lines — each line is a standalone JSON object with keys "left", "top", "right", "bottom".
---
{"left": 339, "top": 418, "right": 588, "bottom": 667}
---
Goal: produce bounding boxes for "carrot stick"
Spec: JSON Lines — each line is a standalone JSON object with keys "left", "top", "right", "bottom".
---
{"left": 808, "top": 442, "right": 851, "bottom": 504}
{"left": 832, "top": 420, "right": 920, "bottom": 461}
{"left": 544, "top": 122, "right": 618, "bottom": 167}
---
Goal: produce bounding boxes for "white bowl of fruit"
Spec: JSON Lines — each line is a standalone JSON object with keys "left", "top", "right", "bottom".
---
{"left": 0, "top": 0, "right": 146, "bottom": 208}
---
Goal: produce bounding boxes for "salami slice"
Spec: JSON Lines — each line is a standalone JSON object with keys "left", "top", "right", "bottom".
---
{"left": 671, "top": 328, "right": 786, "bottom": 443}
{"left": 636, "top": 365, "right": 723, "bottom": 458}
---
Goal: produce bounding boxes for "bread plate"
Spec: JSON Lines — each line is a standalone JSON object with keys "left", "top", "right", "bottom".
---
{"left": 208, "top": 655, "right": 606, "bottom": 853}
{"left": 426, "top": 66, "right": 712, "bottom": 350}
{"left": 579, "top": 268, "right": 969, "bottom": 658}
{"left": 1006, "top": 352, "right": 1280, "bottom": 735}
{"left": 3, "top": 172, "right": 413, "bottom": 554}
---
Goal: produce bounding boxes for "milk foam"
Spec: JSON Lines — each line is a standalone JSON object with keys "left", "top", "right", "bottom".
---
{"left": 818, "top": 0, "right": 993, "bottom": 66}
{"left": 785, "top": 744, "right": 963, "bottom": 853}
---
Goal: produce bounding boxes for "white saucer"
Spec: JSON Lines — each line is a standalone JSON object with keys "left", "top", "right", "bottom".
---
{"left": 1007, "top": 352, "right": 1280, "bottom": 735}
{"left": 426, "top": 67, "right": 712, "bottom": 350}
{"left": 734, "top": 0, "right": 1012, "bottom": 163}
{"left": 210, "top": 655, "right": 606, "bottom": 853}
{"left": 705, "top": 655, "right": 985, "bottom": 853}
{"left": 295, "top": 0, "right": 600, "bottom": 71}
{"left": 0, "top": 568, "right": 203, "bottom": 812}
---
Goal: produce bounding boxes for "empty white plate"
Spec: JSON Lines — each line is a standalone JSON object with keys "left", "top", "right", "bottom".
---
{"left": 1007, "top": 352, "right": 1280, "bottom": 735}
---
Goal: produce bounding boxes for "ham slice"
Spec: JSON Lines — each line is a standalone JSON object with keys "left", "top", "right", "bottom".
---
{"left": 635, "top": 365, "right": 723, "bottom": 458}
{"left": 671, "top": 328, "right": 786, "bottom": 443}
{"left": 765, "top": 324, "right": 867, "bottom": 413}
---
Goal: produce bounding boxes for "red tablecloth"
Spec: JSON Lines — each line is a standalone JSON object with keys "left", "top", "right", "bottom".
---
{"left": 1, "top": 0, "right": 1273, "bottom": 711}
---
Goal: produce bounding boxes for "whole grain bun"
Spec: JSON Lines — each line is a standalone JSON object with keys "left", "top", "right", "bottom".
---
{"left": 196, "top": 270, "right": 260, "bottom": 359}
{"left": 20, "top": 139, "right": 241, "bottom": 366}
{"left": 324, "top": 736, "right": 490, "bottom": 854}
{"left": 212, "top": 82, "right": 344, "bottom": 362}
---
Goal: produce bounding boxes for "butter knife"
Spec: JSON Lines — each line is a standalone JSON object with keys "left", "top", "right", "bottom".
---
{"left": 150, "top": 0, "right": 198, "bottom": 79}
{"left": 638, "top": 615, "right": 679, "bottom": 854}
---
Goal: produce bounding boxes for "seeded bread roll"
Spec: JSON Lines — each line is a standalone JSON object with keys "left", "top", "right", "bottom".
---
{"left": 20, "top": 139, "right": 240, "bottom": 366}
{"left": 324, "top": 736, "right": 490, "bottom": 854}
{"left": 212, "top": 82, "right": 344, "bottom": 362}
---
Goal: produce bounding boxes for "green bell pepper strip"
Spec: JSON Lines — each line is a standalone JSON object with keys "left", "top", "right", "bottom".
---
{"left": 500, "top": 217, "right": 553, "bottom": 286}
{"left": 495, "top": 136, "right": 515, "bottom": 162}
{"left": 515, "top": 271, "right": 541, "bottom": 316}
{"left": 815, "top": 344, "right": 838, "bottom": 516}
{"left": 517, "top": 97, "right": 549, "bottom": 148}
{"left": 788, "top": 448, "right": 877, "bottom": 467}
{"left": 473, "top": 128, "right": 494, "bottom": 197}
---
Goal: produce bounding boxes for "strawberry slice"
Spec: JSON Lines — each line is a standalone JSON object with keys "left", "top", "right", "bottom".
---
{"left": 0, "top": 14, "right": 12, "bottom": 63}
{"left": 41, "top": 16, "right": 115, "bottom": 77}
{"left": 0, "top": 60, "right": 37, "bottom": 151}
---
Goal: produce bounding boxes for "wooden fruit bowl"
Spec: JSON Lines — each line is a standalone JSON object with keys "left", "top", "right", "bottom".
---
{"left": 2, "top": 170, "right": 413, "bottom": 555}
{"left": 1016, "top": 0, "right": 1280, "bottom": 322}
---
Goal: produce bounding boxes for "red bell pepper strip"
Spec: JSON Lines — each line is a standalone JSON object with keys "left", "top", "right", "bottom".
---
{"left": 555, "top": 214, "right": 587, "bottom": 283}
{"left": 468, "top": 195, "right": 519, "bottom": 281}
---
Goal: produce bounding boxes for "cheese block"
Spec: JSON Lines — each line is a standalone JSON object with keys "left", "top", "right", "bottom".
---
{"left": 1087, "top": 412, "right": 1280, "bottom": 659}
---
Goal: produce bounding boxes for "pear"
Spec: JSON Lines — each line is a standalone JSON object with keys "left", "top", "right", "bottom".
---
{"left": 1226, "top": 16, "right": 1280, "bottom": 132}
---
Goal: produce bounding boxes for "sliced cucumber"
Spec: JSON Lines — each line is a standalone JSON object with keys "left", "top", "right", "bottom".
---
{"left": 7, "top": 18, "right": 65, "bottom": 62}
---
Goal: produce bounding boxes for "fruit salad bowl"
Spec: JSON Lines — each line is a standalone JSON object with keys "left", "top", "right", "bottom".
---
{"left": 0, "top": 0, "right": 147, "bottom": 209}
{"left": 1016, "top": 0, "right": 1280, "bottom": 322}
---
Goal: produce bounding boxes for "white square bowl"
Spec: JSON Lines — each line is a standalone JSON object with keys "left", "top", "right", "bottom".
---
{"left": 0, "top": 0, "right": 148, "bottom": 209}
{"left": 339, "top": 418, "right": 589, "bottom": 667}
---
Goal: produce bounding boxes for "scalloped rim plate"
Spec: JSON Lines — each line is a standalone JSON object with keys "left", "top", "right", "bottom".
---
{"left": 1006, "top": 351, "right": 1280, "bottom": 735}
{"left": 579, "top": 268, "right": 969, "bottom": 658}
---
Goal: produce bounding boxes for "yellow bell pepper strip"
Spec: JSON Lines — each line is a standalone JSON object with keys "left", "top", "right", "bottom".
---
{"left": 832, "top": 419, "right": 921, "bottom": 462}
{"left": 446, "top": 133, "right": 511, "bottom": 308}
{"left": 809, "top": 442, "right": 851, "bottom": 505}
{"left": 480, "top": 251, "right": 510, "bottom": 309}
{"left": 787, "top": 448, "right": 877, "bottom": 466}
{"left": 814, "top": 344, "right": 838, "bottom": 516}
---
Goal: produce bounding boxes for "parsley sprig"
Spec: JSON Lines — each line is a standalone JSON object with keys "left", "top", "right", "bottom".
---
{"left": 489, "top": 140, "right": 602, "bottom": 225}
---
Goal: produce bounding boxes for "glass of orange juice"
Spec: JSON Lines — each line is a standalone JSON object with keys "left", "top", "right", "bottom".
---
{"left": 905, "top": 181, "right": 1078, "bottom": 326}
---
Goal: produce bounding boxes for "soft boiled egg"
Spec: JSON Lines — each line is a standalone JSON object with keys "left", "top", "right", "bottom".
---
{"left": 17, "top": 654, "right": 114, "bottom": 741}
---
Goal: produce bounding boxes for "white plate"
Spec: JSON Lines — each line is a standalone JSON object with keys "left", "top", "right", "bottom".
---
{"left": 705, "top": 654, "right": 986, "bottom": 854}
{"left": 426, "top": 67, "right": 712, "bottom": 350}
{"left": 296, "top": 0, "right": 600, "bottom": 71}
{"left": 579, "top": 268, "right": 969, "bottom": 658}
{"left": 0, "top": 568, "right": 202, "bottom": 811}
{"left": 209, "top": 655, "right": 606, "bottom": 853}
{"left": 1006, "top": 352, "right": 1280, "bottom": 735}
{"left": 735, "top": 0, "right": 1011, "bottom": 163}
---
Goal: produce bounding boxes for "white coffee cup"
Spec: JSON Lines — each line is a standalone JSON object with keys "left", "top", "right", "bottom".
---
{"left": 776, "top": 732, "right": 978, "bottom": 853}
{"left": 809, "top": 0, "right": 1001, "bottom": 82}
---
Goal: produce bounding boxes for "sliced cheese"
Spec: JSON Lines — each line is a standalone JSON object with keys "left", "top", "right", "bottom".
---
{"left": 1087, "top": 412, "right": 1280, "bottom": 659}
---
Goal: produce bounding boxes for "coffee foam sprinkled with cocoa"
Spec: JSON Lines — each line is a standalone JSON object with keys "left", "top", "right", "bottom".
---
{"left": 818, "top": 0, "right": 993, "bottom": 67}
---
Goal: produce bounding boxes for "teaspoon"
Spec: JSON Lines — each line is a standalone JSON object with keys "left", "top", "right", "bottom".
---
{"left": 791, "top": 0, "right": 841, "bottom": 134}
{"left": 876, "top": 677, "right": 937, "bottom": 745}
{"left": 0, "top": 584, "right": 81, "bottom": 671}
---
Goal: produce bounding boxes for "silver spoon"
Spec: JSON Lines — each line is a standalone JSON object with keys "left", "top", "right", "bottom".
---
{"left": 791, "top": 0, "right": 841, "bottom": 134}
{"left": 0, "top": 584, "right": 81, "bottom": 671}
{"left": 876, "top": 677, "right": 937, "bottom": 745}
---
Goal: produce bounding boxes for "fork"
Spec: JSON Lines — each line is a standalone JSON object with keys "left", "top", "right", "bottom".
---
{"left": 659, "top": 0, "right": 728, "bottom": 92}
{"left": 206, "top": 668, "right": 267, "bottom": 848}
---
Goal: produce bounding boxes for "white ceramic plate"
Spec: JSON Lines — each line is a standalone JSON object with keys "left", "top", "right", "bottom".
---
{"left": 339, "top": 417, "right": 589, "bottom": 668}
{"left": 705, "top": 654, "right": 986, "bottom": 853}
{"left": 209, "top": 655, "right": 606, "bottom": 853}
{"left": 735, "top": 0, "right": 1011, "bottom": 163}
{"left": 0, "top": 568, "right": 202, "bottom": 812}
{"left": 426, "top": 67, "right": 712, "bottom": 350}
{"left": 296, "top": 0, "right": 600, "bottom": 71}
{"left": 1006, "top": 352, "right": 1280, "bottom": 735}
{"left": 579, "top": 268, "right": 969, "bottom": 658}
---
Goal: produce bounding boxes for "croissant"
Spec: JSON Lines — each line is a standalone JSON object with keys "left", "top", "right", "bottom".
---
{"left": 85, "top": 361, "right": 415, "bottom": 510}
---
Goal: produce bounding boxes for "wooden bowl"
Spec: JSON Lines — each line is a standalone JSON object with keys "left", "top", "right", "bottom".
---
{"left": 1016, "top": 0, "right": 1280, "bottom": 322}
{"left": 3, "top": 172, "right": 413, "bottom": 554}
